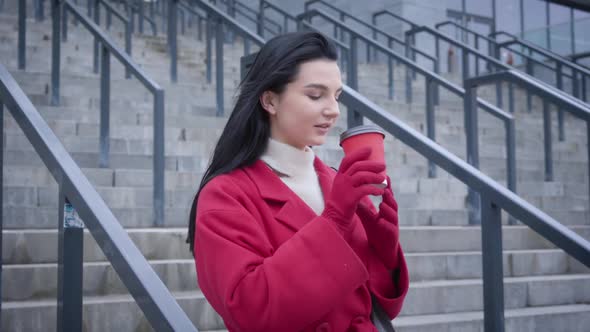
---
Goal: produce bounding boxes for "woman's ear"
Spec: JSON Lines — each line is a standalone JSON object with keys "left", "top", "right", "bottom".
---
{"left": 260, "top": 91, "right": 279, "bottom": 115}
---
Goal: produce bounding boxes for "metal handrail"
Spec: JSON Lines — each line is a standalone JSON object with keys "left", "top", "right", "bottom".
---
{"left": 405, "top": 24, "right": 586, "bottom": 141}
{"left": 258, "top": 0, "right": 299, "bottom": 36}
{"left": 123, "top": 0, "right": 158, "bottom": 35}
{"left": 372, "top": 9, "right": 419, "bottom": 31}
{"left": 98, "top": 0, "right": 132, "bottom": 78}
{"left": 570, "top": 50, "right": 590, "bottom": 65}
{"left": 177, "top": 0, "right": 264, "bottom": 116}
{"left": 297, "top": 9, "right": 439, "bottom": 99}
{"left": 491, "top": 30, "right": 590, "bottom": 102}
{"left": 435, "top": 21, "right": 573, "bottom": 81}
{"left": 218, "top": 0, "right": 282, "bottom": 35}
{"left": 295, "top": 9, "right": 516, "bottom": 198}
{"left": 303, "top": 0, "right": 436, "bottom": 67}
{"left": 0, "top": 64, "right": 198, "bottom": 332}
{"left": 466, "top": 69, "right": 590, "bottom": 193}
{"left": 53, "top": 0, "right": 166, "bottom": 227}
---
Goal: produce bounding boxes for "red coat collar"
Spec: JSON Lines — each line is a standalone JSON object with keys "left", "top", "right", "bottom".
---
{"left": 242, "top": 157, "right": 336, "bottom": 232}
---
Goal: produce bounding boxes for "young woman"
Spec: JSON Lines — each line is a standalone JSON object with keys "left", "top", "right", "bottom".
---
{"left": 187, "top": 31, "right": 408, "bottom": 332}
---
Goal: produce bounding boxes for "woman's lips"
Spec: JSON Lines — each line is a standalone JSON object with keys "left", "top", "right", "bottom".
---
{"left": 315, "top": 124, "right": 330, "bottom": 134}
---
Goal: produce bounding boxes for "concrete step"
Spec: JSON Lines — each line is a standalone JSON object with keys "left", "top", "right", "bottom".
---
{"left": 406, "top": 249, "right": 590, "bottom": 281}
{"left": 1, "top": 290, "right": 224, "bottom": 332}
{"left": 3, "top": 248, "right": 588, "bottom": 302}
{"left": 3, "top": 226, "right": 590, "bottom": 264}
{"left": 401, "top": 273, "right": 590, "bottom": 316}
{"left": 394, "top": 304, "right": 590, "bottom": 332}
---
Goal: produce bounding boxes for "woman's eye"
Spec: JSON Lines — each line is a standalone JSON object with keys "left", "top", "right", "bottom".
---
{"left": 308, "top": 95, "right": 321, "bottom": 100}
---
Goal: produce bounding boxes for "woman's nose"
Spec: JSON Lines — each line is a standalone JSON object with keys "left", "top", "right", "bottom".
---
{"left": 324, "top": 101, "right": 340, "bottom": 118}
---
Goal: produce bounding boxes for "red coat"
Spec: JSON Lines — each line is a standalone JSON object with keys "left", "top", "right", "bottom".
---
{"left": 194, "top": 157, "right": 409, "bottom": 332}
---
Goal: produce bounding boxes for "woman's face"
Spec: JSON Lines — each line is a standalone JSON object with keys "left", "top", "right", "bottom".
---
{"left": 261, "top": 59, "right": 342, "bottom": 150}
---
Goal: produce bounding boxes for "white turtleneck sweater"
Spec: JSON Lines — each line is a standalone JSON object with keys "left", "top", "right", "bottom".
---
{"left": 260, "top": 139, "right": 325, "bottom": 215}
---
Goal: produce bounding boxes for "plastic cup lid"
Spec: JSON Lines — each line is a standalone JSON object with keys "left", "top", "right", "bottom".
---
{"left": 339, "top": 125, "right": 386, "bottom": 145}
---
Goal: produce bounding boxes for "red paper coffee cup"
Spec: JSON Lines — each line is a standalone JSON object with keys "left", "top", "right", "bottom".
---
{"left": 339, "top": 125, "right": 387, "bottom": 188}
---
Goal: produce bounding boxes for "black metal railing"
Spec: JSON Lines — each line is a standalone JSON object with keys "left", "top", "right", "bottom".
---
{"left": 436, "top": 21, "right": 576, "bottom": 98}
{"left": 404, "top": 24, "right": 585, "bottom": 143}
{"left": 215, "top": 0, "right": 282, "bottom": 36}
{"left": 490, "top": 30, "right": 590, "bottom": 103}
{"left": 570, "top": 50, "right": 590, "bottom": 68}
{"left": 371, "top": 9, "right": 419, "bottom": 64}
{"left": 0, "top": 63, "right": 198, "bottom": 332}
{"left": 52, "top": 0, "right": 166, "bottom": 226}
{"left": 299, "top": 9, "right": 439, "bottom": 103}
{"left": 465, "top": 68, "right": 590, "bottom": 208}
{"left": 172, "top": 0, "right": 264, "bottom": 116}
{"left": 303, "top": 0, "right": 436, "bottom": 72}
{"left": 258, "top": 0, "right": 298, "bottom": 36}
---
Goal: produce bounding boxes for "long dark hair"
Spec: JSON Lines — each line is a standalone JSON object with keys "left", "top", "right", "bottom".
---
{"left": 187, "top": 31, "right": 338, "bottom": 253}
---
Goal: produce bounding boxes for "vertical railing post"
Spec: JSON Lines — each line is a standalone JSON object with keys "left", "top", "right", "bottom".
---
{"left": 582, "top": 74, "right": 587, "bottom": 102}
{"left": 99, "top": 45, "right": 110, "bottom": 168}
{"left": 525, "top": 58, "right": 533, "bottom": 112}
{"left": 106, "top": 7, "right": 112, "bottom": 30}
{"left": 57, "top": 195, "right": 84, "bottom": 332}
{"left": 35, "top": 0, "right": 43, "bottom": 21}
{"left": 139, "top": 0, "right": 145, "bottom": 34}
{"left": 461, "top": 45, "right": 469, "bottom": 83}
{"left": 87, "top": 0, "right": 92, "bottom": 17}
{"left": 0, "top": 102, "right": 3, "bottom": 329}
{"left": 283, "top": 16, "right": 288, "bottom": 34}
{"left": 206, "top": 13, "right": 212, "bottom": 83}
{"left": 257, "top": 0, "right": 264, "bottom": 37}
{"left": 426, "top": 78, "right": 436, "bottom": 178}
{"left": 150, "top": 0, "right": 155, "bottom": 21}
{"left": 244, "top": 38, "right": 250, "bottom": 56}
{"left": 572, "top": 70, "right": 580, "bottom": 99}
{"left": 348, "top": 36, "right": 362, "bottom": 128}
{"left": 404, "top": 34, "right": 412, "bottom": 104}
{"left": 93, "top": 0, "right": 100, "bottom": 74}
{"left": 508, "top": 83, "right": 514, "bottom": 114}
{"left": 18, "top": 0, "right": 26, "bottom": 70}
{"left": 542, "top": 99, "right": 554, "bottom": 182}
{"left": 587, "top": 121, "right": 590, "bottom": 210}
{"left": 464, "top": 83, "right": 481, "bottom": 225}
{"left": 480, "top": 194, "right": 505, "bottom": 332}
{"left": 556, "top": 62, "right": 565, "bottom": 141}
{"left": 494, "top": 45, "right": 503, "bottom": 109}
{"left": 339, "top": 13, "right": 345, "bottom": 43}
{"left": 125, "top": 16, "right": 132, "bottom": 79}
{"left": 475, "top": 37, "right": 480, "bottom": 76}
{"left": 51, "top": 0, "right": 61, "bottom": 106}
{"left": 215, "top": 18, "right": 224, "bottom": 116}
{"left": 181, "top": 8, "right": 186, "bottom": 35}
{"left": 198, "top": 14, "right": 203, "bottom": 41}
{"left": 506, "top": 118, "right": 517, "bottom": 225}
{"left": 388, "top": 38, "right": 394, "bottom": 100}
{"left": 154, "top": 88, "right": 165, "bottom": 227}
{"left": 62, "top": 0, "right": 68, "bottom": 41}
{"left": 169, "top": 0, "right": 178, "bottom": 83}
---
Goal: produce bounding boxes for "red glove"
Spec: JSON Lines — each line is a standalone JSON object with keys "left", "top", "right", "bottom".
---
{"left": 322, "top": 147, "right": 386, "bottom": 241}
{"left": 357, "top": 177, "right": 400, "bottom": 269}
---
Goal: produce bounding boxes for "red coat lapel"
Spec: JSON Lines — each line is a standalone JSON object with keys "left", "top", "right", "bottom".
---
{"left": 243, "top": 158, "right": 336, "bottom": 233}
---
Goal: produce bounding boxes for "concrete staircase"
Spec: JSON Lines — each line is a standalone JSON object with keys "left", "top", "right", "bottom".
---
{"left": 1, "top": 1, "right": 589, "bottom": 331}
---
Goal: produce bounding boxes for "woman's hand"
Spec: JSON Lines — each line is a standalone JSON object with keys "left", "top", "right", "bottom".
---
{"left": 321, "top": 147, "right": 386, "bottom": 240}
{"left": 356, "top": 176, "right": 400, "bottom": 269}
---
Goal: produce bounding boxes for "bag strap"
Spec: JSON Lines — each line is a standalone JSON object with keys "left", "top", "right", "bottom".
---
{"left": 370, "top": 294, "right": 396, "bottom": 332}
